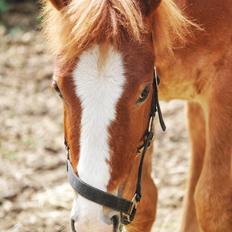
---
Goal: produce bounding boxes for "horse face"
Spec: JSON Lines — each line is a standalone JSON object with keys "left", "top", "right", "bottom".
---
{"left": 54, "top": 39, "right": 155, "bottom": 229}
{"left": 47, "top": 0, "right": 159, "bottom": 231}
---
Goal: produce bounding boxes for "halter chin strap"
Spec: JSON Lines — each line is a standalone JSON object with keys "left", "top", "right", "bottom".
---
{"left": 65, "top": 68, "right": 166, "bottom": 231}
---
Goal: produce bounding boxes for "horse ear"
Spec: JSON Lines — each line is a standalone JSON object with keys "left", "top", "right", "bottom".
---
{"left": 49, "top": 0, "right": 69, "bottom": 10}
{"left": 143, "top": 0, "right": 161, "bottom": 15}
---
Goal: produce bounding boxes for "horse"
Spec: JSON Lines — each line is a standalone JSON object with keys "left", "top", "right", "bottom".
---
{"left": 42, "top": 0, "right": 232, "bottom": 231}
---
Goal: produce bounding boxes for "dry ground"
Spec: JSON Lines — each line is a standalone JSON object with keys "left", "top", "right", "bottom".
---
{"left": 0, "top": 2, "right": 189, "bottom": 231}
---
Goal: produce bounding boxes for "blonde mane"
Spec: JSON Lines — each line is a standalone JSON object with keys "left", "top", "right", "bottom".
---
{"left": 152, "top": 0, "right": 199, "bottom": 55}
{"left": 42, "top": 0, "right": 196, "bottom": 62}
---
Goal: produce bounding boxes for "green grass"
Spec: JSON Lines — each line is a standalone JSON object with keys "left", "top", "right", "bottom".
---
{"left": 1, "top": 150, "right": 17, "bottom": 160}
{"left": 0, "top": 0, "right": 8, "bottom": 13}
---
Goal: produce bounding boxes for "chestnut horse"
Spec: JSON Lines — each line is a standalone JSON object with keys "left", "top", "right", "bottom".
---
{"left": 42, "top": 0, "right": 232, "bottom": 231}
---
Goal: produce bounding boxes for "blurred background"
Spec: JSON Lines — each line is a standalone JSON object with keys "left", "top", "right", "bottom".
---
{"left": 0, "top": 1, "right": 189, "bottom": 231}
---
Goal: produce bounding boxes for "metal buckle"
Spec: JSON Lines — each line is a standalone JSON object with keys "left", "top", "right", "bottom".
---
{"left": 137, "top": 117, "right": 154, "bottom": 155}
{"left": 121, "top": 194, "right": 139, "bottom": 225}
{"left": 129, "top": 194, "right": 139, "bottom": 214}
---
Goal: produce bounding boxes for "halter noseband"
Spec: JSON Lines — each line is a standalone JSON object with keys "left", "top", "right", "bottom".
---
{"left": 65, "top": 67, "right": 166, "bottom": 232}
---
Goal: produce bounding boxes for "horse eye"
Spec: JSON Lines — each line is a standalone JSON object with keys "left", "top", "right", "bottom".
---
{"left": 136, "top": 85, "right": 150, "bottom": 104}
{"left": 52, "top": 80, "right": 63, "bottom": 98}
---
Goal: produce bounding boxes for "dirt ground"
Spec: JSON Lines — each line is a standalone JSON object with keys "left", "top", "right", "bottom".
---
{"left": 0, "top": 2, "right": 190, "bottom": 232}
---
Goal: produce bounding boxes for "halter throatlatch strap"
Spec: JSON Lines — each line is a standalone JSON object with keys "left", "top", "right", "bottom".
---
{"left": 65, "top": 67, "right": 166, "bottom": 230}
{"left": 152, "top": 68, "right": 166, "bottom": 131}
{"left": 137, "top": 69, "right": 166, "bottom": 154}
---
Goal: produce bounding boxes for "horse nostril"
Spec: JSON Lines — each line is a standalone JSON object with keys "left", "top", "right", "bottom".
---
{"left": 71, "top": 218, "right": 77, "bottom": 232}
{"left": 102, "top": 209, "right": 120, "bottom": 225}
{"left": 111, "top": 215, "right": 120, "bottom": 232}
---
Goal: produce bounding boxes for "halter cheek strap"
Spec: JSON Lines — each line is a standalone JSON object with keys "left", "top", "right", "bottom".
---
{"left": 65, "top": 68, "right": 166, "bottom": 231}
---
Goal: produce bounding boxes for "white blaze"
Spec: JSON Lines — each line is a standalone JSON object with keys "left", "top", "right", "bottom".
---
{"left": 72, "top": 45, "right": 125, "bottom": 221}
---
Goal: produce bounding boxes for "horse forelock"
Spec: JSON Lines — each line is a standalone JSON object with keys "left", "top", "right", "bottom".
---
{"left": 42, "top": 0, "right": 145, "bottom": 61}
{"left": 42, "top": 0, "right": 197, "bottom": 63}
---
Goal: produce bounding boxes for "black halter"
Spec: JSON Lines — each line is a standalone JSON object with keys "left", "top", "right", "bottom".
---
{"left": 65, "top": 68, "right": 166, "bottom": 232}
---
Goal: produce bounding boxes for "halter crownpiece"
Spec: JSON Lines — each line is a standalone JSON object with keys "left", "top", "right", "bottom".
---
{"left": 65, "top": 67, "right": 166, "bottom": 232}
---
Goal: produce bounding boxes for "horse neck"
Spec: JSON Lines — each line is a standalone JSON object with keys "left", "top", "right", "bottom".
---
{"left": 156, "top": 0, "right": 232, "bottom": 101}
{"left": 178, "top": 0, "right": 232, "bottom": 33}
